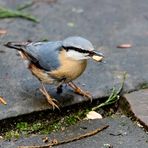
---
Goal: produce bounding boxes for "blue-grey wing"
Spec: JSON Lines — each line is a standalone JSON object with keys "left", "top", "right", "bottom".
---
{"left": 24, "top": 41, "right": 62, "bottom": 71}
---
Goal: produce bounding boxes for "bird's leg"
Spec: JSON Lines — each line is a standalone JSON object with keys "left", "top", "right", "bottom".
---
{"left": 68, "top": 82, "right": 92, "bottom": 101}
{"left": 56, "top": 81, "right": 64, "bottom": 94}
{"left": 57, "top": 84, "right": 63, "bottom": 94}
{"left": 39, "top": 83, "right": 59, "bottom": 110}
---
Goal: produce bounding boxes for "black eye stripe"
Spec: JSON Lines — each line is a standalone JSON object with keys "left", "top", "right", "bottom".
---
{"left": 62, "top": 46, "right": 92, "bottom": 54}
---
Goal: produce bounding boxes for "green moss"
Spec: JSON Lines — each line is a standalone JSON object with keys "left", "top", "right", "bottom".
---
{"left": 43, "top": 122, "right": 62, "bottom": 133}
{"left": 31, "top": 122, "right": 43, "bottom": 131}
{"left": 64, "top": 115, "right": 78, "bottom": 125}
{"left": 3, "top": 109, "right": 89, "bottom": 140}
{"left": 40, "top": 111, "right": 86, "bottom": 134}
{"left": 16, "top": 122, "right": 43, "bottom": 133}
{"left": 16, "top": 122, "right": 28, "bottom": 131}
{"left": 5, "top": 130, "right": 20, "bottom": 140}
{"left": 138, "top": 82, "right": 148, "bottom": 89}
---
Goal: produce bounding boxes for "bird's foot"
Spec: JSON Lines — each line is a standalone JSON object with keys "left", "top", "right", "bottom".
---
{"left": 40, "top": 84, "right": 60, "bottom": 110}
{"left": 74, "top": 87, "right": 92, "bottom": 101}
{"left": 68, "top": 82, "right": 92, "bottom": 102}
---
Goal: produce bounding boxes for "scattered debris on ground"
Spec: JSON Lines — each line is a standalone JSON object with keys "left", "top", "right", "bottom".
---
{"left": 0, "top": 29, "right": 7, "bottom": 35}
{"left": 0, "top": 96, "right": 7, "bottom": 105}
{"left": 117, "top": 44, "right": 132, "bottom": 48}
{"left": 86, "top": 111, "right": 103, "bottom": 120}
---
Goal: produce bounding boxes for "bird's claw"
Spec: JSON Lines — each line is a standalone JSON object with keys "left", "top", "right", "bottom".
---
{"left": 39, "top": 87, "right": 60, "bottom": 110}
{"left": 48, "top": 99, "right": 60, "bottom": 110}
{"left": 46, "top": 97, "right": 59, "bottom": 110}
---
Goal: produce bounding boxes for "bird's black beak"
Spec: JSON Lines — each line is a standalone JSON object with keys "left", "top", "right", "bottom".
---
{"left": 91, "top": 50, "right": 104, "bottom": 62}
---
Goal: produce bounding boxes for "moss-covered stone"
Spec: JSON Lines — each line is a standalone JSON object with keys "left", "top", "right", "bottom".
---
{"left": 3, "top": 108, "right": 89, "bottom": 140}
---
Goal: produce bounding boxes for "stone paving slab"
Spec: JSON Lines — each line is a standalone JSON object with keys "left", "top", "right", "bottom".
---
{"left": 0, "top": 0, "right": 148, "bottom": 120}
{"left": 0, "top": 116, "right": 148, "bottom": 148}
{"left": 120, "top": 89, "right": 148, "bottom": 129}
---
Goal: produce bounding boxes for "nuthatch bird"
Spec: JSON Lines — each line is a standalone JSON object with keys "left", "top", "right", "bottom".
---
{"left": 5, "top": 36, "right": 104, "bottom": 109}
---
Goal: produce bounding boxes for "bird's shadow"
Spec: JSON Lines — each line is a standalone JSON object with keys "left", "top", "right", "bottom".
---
{"left": 19, "top": 81, "right": 80, "bottom": 107}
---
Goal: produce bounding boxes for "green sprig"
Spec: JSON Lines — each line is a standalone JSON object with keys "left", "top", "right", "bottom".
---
{"left": 92, "top": 73, "right": 127, "bottom": 111}
{"left": 0, "top": 6, "right": 38, "bottom": 22}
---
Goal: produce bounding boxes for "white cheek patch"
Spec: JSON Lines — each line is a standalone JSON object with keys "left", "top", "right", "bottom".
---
{"left": 66, "top": 50, "right": 89, "bottom": 60}
{"left": 18, "top": 51, "right": 30, "bottom": 68}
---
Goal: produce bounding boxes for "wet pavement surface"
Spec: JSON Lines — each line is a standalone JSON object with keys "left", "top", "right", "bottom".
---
{"left": 0, "top": 0, "right": 148, "bottom": 147}
{"left": 0, "top": 116, "right": 148, "bottom": 148}
{"left": 0, "top": 0, "right": 148, "bottom": 121}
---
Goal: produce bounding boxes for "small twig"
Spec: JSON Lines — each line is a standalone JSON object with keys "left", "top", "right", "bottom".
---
{"left": 18, "top": 125, "right": 109, "bottom": 148}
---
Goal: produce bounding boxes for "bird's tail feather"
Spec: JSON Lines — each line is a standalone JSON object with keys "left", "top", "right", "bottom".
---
{"left": 4, "top": 42, "right": 29, "bottom": 50}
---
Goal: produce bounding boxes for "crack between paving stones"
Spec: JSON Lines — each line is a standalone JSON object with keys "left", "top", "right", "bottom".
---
{"left": 119, "top": 96, "right": 148, "bottom": 131}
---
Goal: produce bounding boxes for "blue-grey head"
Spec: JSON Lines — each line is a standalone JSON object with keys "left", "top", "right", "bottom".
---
{"left": 62, "top": 36, "right": 104, "bottom": 61}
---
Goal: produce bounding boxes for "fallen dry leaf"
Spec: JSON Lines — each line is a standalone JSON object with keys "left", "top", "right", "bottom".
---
{"left": 0, "top": 29, "right": 7, "bottom": 35}
{"left": 86, "top": 111, "right": 102, "bottom": 120}
{"left": 0, "top": 96, "right": 7, "bottom": 105}
{"left": 117, "top": 44, "right": 132, "bottom": 48}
